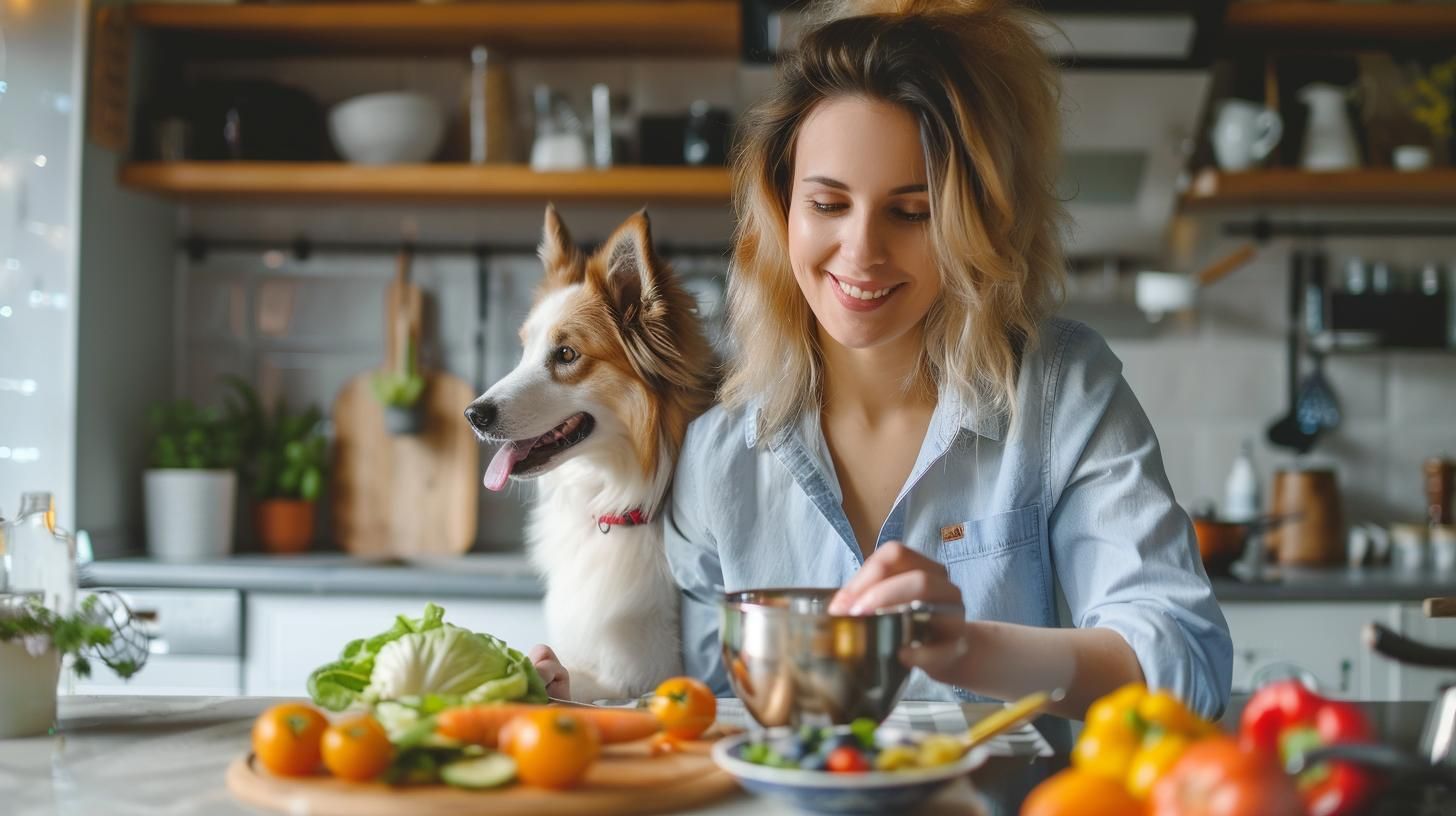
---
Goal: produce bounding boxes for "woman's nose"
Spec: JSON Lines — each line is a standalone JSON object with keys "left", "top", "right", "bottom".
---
{"left": 840, "top": 212, "right": 887, "bottom": 271}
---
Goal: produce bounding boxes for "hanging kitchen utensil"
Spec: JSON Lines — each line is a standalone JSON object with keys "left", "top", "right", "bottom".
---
{"left": 1294, "top": 247, "right": 1342, "bottom": 434}
{"left": 1267, "top": 248, "right": 1321, "bottom": 453}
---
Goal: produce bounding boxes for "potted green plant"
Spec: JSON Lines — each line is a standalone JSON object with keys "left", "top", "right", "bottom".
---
{"left": 250, "top": 401, "right": 328, "bottom": 554}
{"left": 1401, "top": 56, "right": 1456, "bottom": 166}
{"left": 144, "top": 380, "right": 251, "bottom": 562}
{"left": 0, "top": 593, "right": 144, "bottom": 738}
{"left": 372, "top": 336, "right": 427, "bottom": 435}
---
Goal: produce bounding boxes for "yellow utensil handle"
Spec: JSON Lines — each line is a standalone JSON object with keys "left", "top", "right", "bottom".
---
{"left": 964, "top": 688, "right": 1060, "bottom": 748}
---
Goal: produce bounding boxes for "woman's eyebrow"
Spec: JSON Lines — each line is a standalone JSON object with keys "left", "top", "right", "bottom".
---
{"left": 801, "top": 175, "right": 927, "bottom": 195}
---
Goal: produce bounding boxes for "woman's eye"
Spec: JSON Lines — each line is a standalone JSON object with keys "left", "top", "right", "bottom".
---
{"left": 553, "top": 346, "right": 579, "bottom": 364}
{"left": 808, "top": 200, "right": 847, "bottom": 214}
{"left": 894, "top": 208, "right": 930, "bottom": 223}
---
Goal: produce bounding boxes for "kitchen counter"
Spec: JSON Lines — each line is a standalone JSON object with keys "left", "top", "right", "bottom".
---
{"left": 1211, "top": 565, "right": 1456, "bottom": 602}
{"left": 1, "top": 696, "right": 1005, "bottom": 816}
{"left": 82, "top": 554, "right": 1456, "bottom": 603}
{"left": 79, "top": 553, "right": 544, "bottom": 598}
{"left": 3, "top": 696, "right": 1450, "bottom": 816}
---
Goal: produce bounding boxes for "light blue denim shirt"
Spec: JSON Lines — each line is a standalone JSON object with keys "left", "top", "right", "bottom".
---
{"left": 664, "top": 318, "right": 1233, "bottom": 719}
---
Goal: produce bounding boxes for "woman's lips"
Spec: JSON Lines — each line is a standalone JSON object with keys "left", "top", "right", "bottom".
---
{"left": 827, "top": 271, "right": 901, "bottom": 312}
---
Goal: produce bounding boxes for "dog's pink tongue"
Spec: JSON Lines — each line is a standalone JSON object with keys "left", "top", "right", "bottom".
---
{"left": 484, "top": 440, "right": 532, "bottom": 492}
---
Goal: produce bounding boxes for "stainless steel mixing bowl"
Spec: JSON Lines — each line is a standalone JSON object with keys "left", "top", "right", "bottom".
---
{"left": 720, "top": 587, "right": 956, "bottom": 728}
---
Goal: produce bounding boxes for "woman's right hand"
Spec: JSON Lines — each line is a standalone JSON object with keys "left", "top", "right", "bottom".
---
{"left": 529, "top": 644, "right": 571, "bottom": 701}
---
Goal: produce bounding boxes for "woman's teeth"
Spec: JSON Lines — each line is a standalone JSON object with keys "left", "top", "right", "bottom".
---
{"left": 836, "top": 279, "right": 894, "bottom": 301}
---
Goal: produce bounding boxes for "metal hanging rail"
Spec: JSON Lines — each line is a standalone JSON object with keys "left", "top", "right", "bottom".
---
{"left": 1223, "top": 217, "right": 1456, "bottom": 242}
{"left": 177, "top": 234, "right": 734, "bottom": 263}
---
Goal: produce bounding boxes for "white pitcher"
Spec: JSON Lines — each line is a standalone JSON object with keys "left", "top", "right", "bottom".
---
{"left": 1211, "top": 99, "right": 1282, "bottom": 172}
{"left": 1299, "top": 83, "right": 1361, "bottom": 171}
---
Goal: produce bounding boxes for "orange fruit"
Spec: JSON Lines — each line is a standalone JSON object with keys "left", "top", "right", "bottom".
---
{"left": 1021, "top": 768, "right": 1143, "bottom": 816}
{"left": 252, "top": 703, "right": 328, "bottom": 777}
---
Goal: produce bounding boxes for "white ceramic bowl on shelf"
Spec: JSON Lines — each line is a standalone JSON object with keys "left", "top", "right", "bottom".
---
{"left": 327, "top": 92, "right": 445, "bottom": 165}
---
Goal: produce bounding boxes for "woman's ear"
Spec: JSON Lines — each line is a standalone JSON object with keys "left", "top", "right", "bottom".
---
{"left": 539, "top": 203, "right": 583, "bottom": 287}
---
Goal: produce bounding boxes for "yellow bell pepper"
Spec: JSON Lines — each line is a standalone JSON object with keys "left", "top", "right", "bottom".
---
{"left": 1125, "top": 732, "right": 1191, "bottom": 800}
{"left": 1071, "top": 717, "right": 1142, "bottom": 781}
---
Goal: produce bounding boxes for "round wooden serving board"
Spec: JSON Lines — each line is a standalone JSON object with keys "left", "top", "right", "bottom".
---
{"left": 226, "top": 738, "right": 741, "bottom": 816}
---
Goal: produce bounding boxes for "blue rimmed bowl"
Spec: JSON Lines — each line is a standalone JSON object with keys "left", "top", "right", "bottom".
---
{"left": 711, "top": 728, "right": 988, "bottom": 815}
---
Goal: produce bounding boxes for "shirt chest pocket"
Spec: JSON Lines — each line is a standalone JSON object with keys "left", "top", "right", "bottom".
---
{"left": 938, "top": 504, "right": 1048, "bottom": 625}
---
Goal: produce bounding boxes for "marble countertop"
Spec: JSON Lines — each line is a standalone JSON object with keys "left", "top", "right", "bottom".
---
{"left": 0, "top": 696, "right": 997, "bottom": 816}
{"left": 80, "top": 553, "right": 544, "bottom": 598}
{"left": 79, "top": 553, "right": 1456, "bottom": 603}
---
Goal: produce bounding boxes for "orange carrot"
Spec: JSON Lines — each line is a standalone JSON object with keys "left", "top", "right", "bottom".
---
{"left": 436, "top": 704, "right": 660, "bottom": 747}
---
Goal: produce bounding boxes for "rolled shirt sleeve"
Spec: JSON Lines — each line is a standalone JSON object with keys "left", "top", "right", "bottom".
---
{"left": 1046, "top": 324, "right": 1234, "bottom": 719}
{"left": 663, "top": 421, "right": 732, "bottom": 695}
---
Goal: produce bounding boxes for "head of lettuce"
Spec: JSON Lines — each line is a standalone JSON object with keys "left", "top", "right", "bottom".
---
{"left": 307, "top": 603, "right": 548, "bottom": 713}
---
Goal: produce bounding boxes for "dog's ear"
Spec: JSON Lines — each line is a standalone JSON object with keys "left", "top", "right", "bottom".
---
{"left": 591, "top": 208, "right": 665, "bottom": 324}
{"left": 539, "top": 204, "right": 583, "bottom": 287}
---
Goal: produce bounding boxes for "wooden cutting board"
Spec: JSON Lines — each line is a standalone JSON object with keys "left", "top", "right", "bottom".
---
{"left": 331, "top": 370, "right": 479, "bottom": 558}
{"left": 225, "top": 738, "right": 741, "bottom": 816}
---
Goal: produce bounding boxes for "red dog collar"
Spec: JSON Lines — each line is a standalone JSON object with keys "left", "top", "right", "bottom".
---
{"left": 597, "top": 509, "right": 648, "bottom": 533}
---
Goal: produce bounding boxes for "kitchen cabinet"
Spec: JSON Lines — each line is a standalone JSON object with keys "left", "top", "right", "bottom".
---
{"left": 1222, "top": 601, "right": 1402, "bottom": 701}
{"left": 1395, "top": 605, "right": 1456, "bottom": 703}
{"left": 243, "top": 592, "right": 548, "bottom": 697}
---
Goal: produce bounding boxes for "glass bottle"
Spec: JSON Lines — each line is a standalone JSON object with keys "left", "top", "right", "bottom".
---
{"left": 4, "top": 492, "right": 77, "bottom": 615}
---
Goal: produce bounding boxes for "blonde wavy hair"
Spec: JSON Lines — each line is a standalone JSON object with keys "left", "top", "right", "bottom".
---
{"left": 722, "top": 0, "right": 1067, "bottom": 441}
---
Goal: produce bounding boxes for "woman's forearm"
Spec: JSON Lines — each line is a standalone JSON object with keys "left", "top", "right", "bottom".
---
{"left": 947, "top": 622, "right": 1145, "bottom": 720}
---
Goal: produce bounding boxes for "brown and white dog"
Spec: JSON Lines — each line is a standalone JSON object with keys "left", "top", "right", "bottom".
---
{"left": 465, "top": 205, "right": 716, "bottom": 701}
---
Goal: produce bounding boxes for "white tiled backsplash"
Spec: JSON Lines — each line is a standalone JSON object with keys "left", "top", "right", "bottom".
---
{"left": 1104, "top": 228, "right": 1456, "bottom": 527}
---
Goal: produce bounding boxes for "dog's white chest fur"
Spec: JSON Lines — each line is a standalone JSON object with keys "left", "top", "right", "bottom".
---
{"left": 526, "top": 458, "right": 682, "bottom": 702}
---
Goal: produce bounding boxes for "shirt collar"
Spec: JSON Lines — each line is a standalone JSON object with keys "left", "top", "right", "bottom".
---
{"left": 743, "top": 384, "right": 1007, "bottom": 449}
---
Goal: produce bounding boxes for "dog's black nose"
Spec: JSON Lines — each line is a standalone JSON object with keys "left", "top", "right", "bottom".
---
{"left": 464, "top": 400, "right": 497, "bottom": 434}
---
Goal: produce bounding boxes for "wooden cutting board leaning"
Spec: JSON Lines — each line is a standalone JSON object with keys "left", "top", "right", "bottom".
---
{"left": 226, "top": 738, "right": 739, "bottom": 816}
{"left": 331, "top": 246, "right": 479, "bottom": 558}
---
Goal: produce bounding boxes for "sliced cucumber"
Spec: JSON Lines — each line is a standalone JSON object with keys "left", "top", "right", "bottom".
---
{"left": 440, "top": 753, "right": 517, "bottom": 789}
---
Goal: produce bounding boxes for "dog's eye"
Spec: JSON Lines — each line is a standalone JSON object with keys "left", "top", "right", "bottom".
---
{"left": 553, "top": 345, "right": 579, "bottom": 365}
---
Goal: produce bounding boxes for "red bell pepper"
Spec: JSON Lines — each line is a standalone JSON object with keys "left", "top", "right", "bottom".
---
{"left": 1239, "top": 679, "right": 1377, "bottom": 816}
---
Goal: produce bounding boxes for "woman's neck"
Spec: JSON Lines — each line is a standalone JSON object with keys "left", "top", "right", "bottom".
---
{"left": 819, "top": 325, "right": 935, "bottom": 426}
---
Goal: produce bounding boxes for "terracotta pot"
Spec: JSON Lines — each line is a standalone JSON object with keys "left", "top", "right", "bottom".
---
{"left": 255, "top": 499, "right": 316, "bottom": 554}
{"left": 1193, "top": 517, "right": 1249, "bottom": 577}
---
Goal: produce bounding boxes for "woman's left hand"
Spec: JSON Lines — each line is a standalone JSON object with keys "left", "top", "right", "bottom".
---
{"left": 827, "top": 541, "right": 962, "bottom": 615}
{"left": 828, "top": 542, "right": 972, "bottom": 682}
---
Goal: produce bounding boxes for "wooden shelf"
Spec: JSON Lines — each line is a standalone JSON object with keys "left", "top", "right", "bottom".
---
{"left": 1181, "top": 168, "right": 1456, "bottom": 210}
{"left": 118, "top": 162, "right": 733, "bottom": 203}
{"left": 127, "top": 2, "right": 741, "bottom": 57}
{"left": 1226, "top": 1, "right": 1456, "bottom": 43}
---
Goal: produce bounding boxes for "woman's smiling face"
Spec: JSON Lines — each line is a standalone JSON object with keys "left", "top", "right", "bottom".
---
{"left": 787, "top": 96, "right": 939, "bottom": 353}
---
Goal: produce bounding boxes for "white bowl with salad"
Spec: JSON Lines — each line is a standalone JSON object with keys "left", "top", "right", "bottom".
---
{"left": 711, "top": 719, "right": 990, "bottom": 814}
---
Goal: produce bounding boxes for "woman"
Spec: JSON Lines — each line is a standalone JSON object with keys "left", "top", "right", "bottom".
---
{"left": 662, "top": 0, "right": 1232, "bottom": 722}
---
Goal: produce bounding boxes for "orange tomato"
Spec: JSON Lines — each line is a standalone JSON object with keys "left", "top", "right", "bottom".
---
{"left": 648, "top": 676, "right": 717, "bottom": 740}
{"left": 252, "top": 703, "right": 328, "bottom": 777}
{"left": 321, "top": 715, "right": 395, "bottom": 782}
{"left": 505, "top": 709, "right": 601, "bottom": 789}
{"left": 1022, "top": 768, "right": 1143, "bottom": 816}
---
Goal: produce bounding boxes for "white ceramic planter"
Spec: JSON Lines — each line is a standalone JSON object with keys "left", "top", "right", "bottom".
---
{"left": 0, "top": 641, "right": 60, "bottom": 738}
{"left": 144, "top": 469, "right": 237, "bottom": 562}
